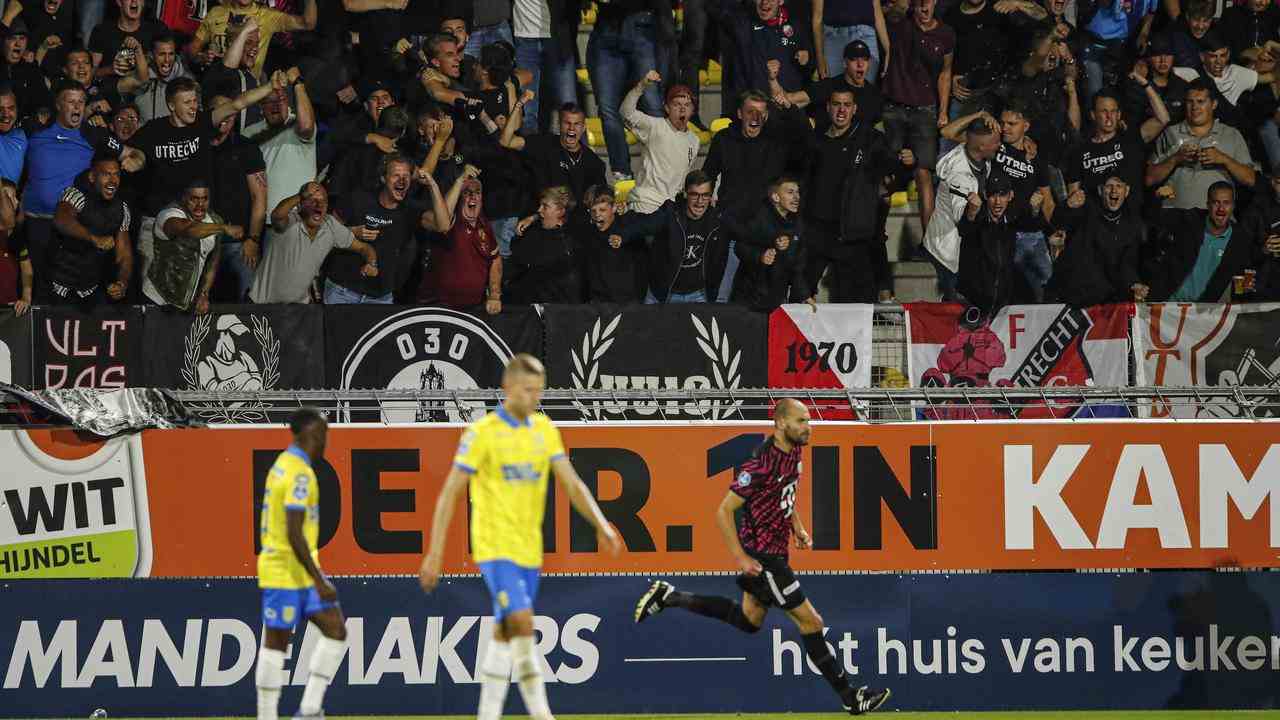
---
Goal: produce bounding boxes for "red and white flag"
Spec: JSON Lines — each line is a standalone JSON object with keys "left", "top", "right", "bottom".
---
{"left": 767, "top": 305, "right": 874, "bottom": 418}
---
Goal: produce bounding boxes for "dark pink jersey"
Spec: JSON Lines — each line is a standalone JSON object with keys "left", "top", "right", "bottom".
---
{"left": 729, "top": 439, "right": 802, "bottom": 556}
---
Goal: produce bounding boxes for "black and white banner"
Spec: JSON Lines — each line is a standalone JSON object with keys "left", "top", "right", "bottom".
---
{"left": 542, "top": 304, "right": 768, "bottom": 420}
{"left": 31, "top": 305, "right": 143, "bottom": 389}
{"left": 141, "top": 305, "right": 325, "bottom": 422}
{"left": 1135, "top": 302, "right": 1280, "bottom": 418}
{"left": 0, "top": 308, "right": 30, "bottom": 388}
{"left": 324, "top": 305, "right": 544, "bottom": 423}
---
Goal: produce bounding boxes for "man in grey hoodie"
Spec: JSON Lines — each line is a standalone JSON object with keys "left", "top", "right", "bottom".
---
{"left": 135, "top": 32, "right": 191, "bottom": 123}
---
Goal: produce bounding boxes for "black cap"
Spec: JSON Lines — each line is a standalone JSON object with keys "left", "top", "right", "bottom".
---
{"left": 844, "top": 40, "right": 872, "bottom": 60}
{"left": 358, "top": 76, "right": 395, "bottom": 102}
{"left": 985, "top": 173, "right": 1013, "bottom": 196}
{"left": 1199, "top": 30, "right": 1228, "bottom": 53}
{"left": 5, "top": 18, "right": 29, "bottom": 36}
{"left": 1144, "top": 33, "right": 1173, "bottom": 58}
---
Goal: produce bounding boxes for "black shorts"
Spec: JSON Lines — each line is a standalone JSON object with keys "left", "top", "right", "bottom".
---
{"left": 736, "top": 553, "right": 805, "bottom": 611}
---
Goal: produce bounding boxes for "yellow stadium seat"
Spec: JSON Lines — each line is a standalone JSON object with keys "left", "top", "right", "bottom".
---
{"left": 582, "top": 3, "right": 597, "bottom": 25}
{"left": 907, "top": 180, "right": 919, "bottom": 202}
{"left": 709, "top": 117, "right": 731, "bottom": 134}
{"left": 699, "top": 60, "right": 722, "bottom": 87}
{"left": 890, "top": 191, "right": 908, "bottom": 208}
{"left": 614, "top": 178, "right": 636, "bottom": 204}
{"left": 674, "top": 7, "right": 683, "bottom": 25}
{"left": 878, "top": 367, "right": 909, "bottom": 389}
{"left": 576, "top": 67, "right": 590, "bottom": 88}
{"left": 691, "top": 124, "right": 711, "bottom": 145}
{"left": 586, "top": 117, "right": 636, "bottom": 147}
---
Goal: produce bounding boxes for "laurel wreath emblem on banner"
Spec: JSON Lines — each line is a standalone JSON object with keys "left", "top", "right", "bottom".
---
{"left": 690, "top": 314, "right": 742, "bottom": 420}
{"left": 570, "top": 314, "right": 622, "bottom": 419}
{"left": 181, "top": 313, "right": 281, "bottom": 423}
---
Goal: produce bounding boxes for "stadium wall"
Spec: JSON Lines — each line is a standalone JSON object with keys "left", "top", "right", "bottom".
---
{"left": 2, "top": 422, "right": 1280, "bottom": 714}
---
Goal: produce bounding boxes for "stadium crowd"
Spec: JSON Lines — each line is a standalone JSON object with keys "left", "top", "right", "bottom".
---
{"left": 0, "top": 0, "right": 1279, "bottom": 317}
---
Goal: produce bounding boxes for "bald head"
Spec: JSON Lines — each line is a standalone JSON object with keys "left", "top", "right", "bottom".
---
{"left": 775, "top": 398, "right": 806, "bottom": 421}
{"left": 773, "top": 398, "right": 812, "bottom": 448}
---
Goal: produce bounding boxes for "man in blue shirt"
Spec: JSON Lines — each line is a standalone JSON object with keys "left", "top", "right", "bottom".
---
{"left": 0, "top": 86, "right": 27, "bottom": 183}
{"left": 1149, "top": 181, "right": 1258, "bottom": 302}
{"left": 22, "top": 79, "right": 142, "bottom": 290}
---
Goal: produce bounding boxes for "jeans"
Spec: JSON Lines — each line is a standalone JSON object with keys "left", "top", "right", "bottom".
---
{"left": 646, "top": 287, "right": 707, "bottom": 303}
{"left": 1261, "top": 119, "right": 1280, "bottom": 174}
{"left": 717, "top": 239, "right": 738, "bottom": 302}
{"left": 514, "top": 36, "right": 577, "bottom": 134}
{"left": 215, "top": 241, "right": 256, "bottom": 302}
{"left": 79, "top": 0, "right": 104, "bottom": 45}
{"left": 323, "top": 279, "right": 393, "bottom": 304}
{"left": 491, "top": 216, "right": 518, "bottom": 258}
{"left": 678, "top": 0, "right": 709, "bottom": 119}
{"left": 1080, "top": 39, "right": 1124, "bottom": 106}
{"left": 882, "top": 102, "right": 940, "bottom": 171}
{"left": 822, "top": 24, "right": 879, "bottom": 82}
{"left": 926, "top": 248, "right": 960, "bottom": 301}
{"left": 1014, "top": 231, "right": 1053, "bottom": 302}
{"left": 465, "top": 22, "right": 513, "bottom": 58}
{"left": 588, "top": 12, "right": 663, "bottom": 175}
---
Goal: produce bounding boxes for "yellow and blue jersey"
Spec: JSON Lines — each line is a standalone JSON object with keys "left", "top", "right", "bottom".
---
{"left": 454, "top": 406, "right": 566, "bottom": 569}
{"left": 257, "top": 445, "right": 321, "bottom": 589}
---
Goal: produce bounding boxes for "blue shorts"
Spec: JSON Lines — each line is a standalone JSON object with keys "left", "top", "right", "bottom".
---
{"left": 479, "top": 560, "right": 540, "bottom": 621}
{"left": 261, "top": 587, "right": 339, "bottom": 630}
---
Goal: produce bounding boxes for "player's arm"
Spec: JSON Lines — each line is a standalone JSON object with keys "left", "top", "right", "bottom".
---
{"left": 715, "top": 490, "right": 763, "bottom": 576}
{"left": 791, "top": 511, "right": 812, "bottom": 550}
{"left": 551, "top": 456, "right": 622, "bottom": 556}
{"left": 418, "top": 465, "right": 470, "bottom": 592}
{"left": 286, "top": 509, "right": 336, "bottom": 600}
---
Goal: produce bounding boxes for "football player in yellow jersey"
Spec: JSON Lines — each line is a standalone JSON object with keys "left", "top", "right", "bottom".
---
{"left": 255, "top": 408, "right": 347, "bottom": 720}
{"left": 420, "top": 354, "right": 622, "bottom": 720}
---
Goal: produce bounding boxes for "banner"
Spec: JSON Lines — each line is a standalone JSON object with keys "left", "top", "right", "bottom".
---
{"left": 139, "top": 305, "right": 325, "bottom": 423}
{"left": 542, "top": 304, "right": 768, "bottom": 420}
{"left": 2, "top": 572, "right": 1278, "bottom": 716}
{"left": 0, "top": 420, "right": 1259, "bottom": 578}
{"left": 30, "top": 306, "right": 143, "bottom": 390}
{"left": 0, "top": 308, "right": 30, "bottom": 388}
{"left": 767, "top": 304, "right": 874, "bottom": 419}
{"left": 323, "top": 305, "right": 544, "bottom": 423}
{"left": 0, "top": 431, "right": 152, "bottom": 579}
{"left": 1135, "top": 303, "right": 1280, "bottom": 419}
{"left": 907, "top": 303, "right": 1131, "bottom": 419}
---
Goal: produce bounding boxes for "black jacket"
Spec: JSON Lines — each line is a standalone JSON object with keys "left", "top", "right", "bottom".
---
{"left": 629, "top": 199, "right": 730, "bottom": 302}
{"left": 1239, "top": 191, "right": 1280, "bottom": 301}
{"left": 504, "top": 222, "right": 583, "bottom": 303}
{"left": 801, "top": 121, "right": 905, "bottom": 243}
{"left": 520, "top": 134, "right": 607, "bottom": 210}
{"left": 957, "top": 209, "right": 1041, "bottom": 315}
{"left": 578, "top": 213, "right": 647, "bottom": 303}
{"left": 729, "top": 205, "right": 809, "bottom": 311}
{"left": 702, "top": 109, "right": 803, "bottom": 223}
{"left": 1145, "top": 208, "right": 1258, "bottom": 302}
{"left": 1048, "top": 200, "right": 1144, "bottom": 307}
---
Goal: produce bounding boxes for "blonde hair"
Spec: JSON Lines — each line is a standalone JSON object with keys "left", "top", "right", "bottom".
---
{"left": 539, "top": 185, "right": 576, "bottom": 213}
{"left": 503, "top": 353, "right": 546, "bottom": 380}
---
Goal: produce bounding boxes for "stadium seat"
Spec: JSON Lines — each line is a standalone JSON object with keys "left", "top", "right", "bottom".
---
{"left": 890, "top": 191, "right": 908, "bottom": 208}
{"left": 581, "top": 3, "right": 597, "bottom": 25}
{"left": 710, "top": 117, "right": 731, "bottom": 134}
{"left": 691, "top": 124, "right": 711, "bottom": 145}
{"left": 576, "top": 67, "right": 590, "bottom": 89}
{"left": 614, "top": 178, "right": 636, "bottom": 204}
{"left": 586, "top": 117, "right": 636, "bottom": 147}
{"left": 699, "top": 60, "right": 722, "bottom": 87}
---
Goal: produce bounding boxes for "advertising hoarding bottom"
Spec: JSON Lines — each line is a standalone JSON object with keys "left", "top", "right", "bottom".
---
{"left": 2, "top": 572, "right": 1277, "bottom": 717}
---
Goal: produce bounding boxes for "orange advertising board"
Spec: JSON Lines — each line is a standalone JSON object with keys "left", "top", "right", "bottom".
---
{"left": 6, "top": 422, "right": 1278, "bottom": 578}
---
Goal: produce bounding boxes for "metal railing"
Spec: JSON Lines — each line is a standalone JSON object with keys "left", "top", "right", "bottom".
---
{"left": 167, "top": 386, "right": 1280, "bottom": 424}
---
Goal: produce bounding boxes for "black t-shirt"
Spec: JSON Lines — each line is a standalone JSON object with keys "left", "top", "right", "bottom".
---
{"left": 50, "top": 184, "right": 130, "bottom": 293}
{"left": 807, "top": 128, "right": 860, "bottom": 222}
{"left": 1064, "top": 128, "right": 1148, "bottom": 207}
{"left": 521, "top": 134, "right": 607, "bottom": 208}
{"left": 1126, "top": 74, "right": 1190, "bottom": 129}
{"left": 17, "top": 5, "right": 75, "bottom": 50}
{"left": 88, "top": 19, "right": 168, "bottom": 64}
{"left": 807, "top": 76, "right": 884, "bottom": 130}
{"left": 992, "top": 142, "right": 1048, "bottom": 207}
{"left": 131, "top": 109, "right": 217, "bottom": 215}
{"left": 200, "top": 65, "right": 263, "bottom": 132}
{"left": 671, "top": 211, "right": 716, "bottom": 294}
{"left": 329, "top": 190, "right": 419, "bottom": 297}
{"left": 942, "top": 2, "right": 1012, "bottom": 79}
{"left": 210, "top": 134, "right": 266, "bottom": 232}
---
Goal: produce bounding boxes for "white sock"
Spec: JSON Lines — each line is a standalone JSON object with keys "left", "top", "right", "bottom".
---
{"left": 255, "top": 646, "right": 286, "bottom": 720}
{"left": 299, "top": 635, "right": 347, "bottom": 716}
{"left": 511, "top": 635, "right": 552, "bottom": 720}
{"left": 477, "top": 639, "right": 513, "bottom": 720}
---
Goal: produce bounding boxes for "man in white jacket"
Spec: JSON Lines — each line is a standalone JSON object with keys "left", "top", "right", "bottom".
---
{"left": 922, "top": 119, "right": 998, "bottom": 299}
{"left": 623, "top": 70, "right": 701, "bottom": 217}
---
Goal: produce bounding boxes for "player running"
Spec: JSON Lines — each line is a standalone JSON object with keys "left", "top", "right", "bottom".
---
{"left": 254, "top": 408, "right": 347, "bottom": 720}
{"left": 420, "top": 353, "right": 622, "bottom": 720}
{"left": 634, "top": 398, "right": 891, "bottom": 715}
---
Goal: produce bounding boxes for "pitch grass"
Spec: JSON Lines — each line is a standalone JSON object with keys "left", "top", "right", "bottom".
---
{"left": 102, "top": 707, "right": 1280, "bottom": 712}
